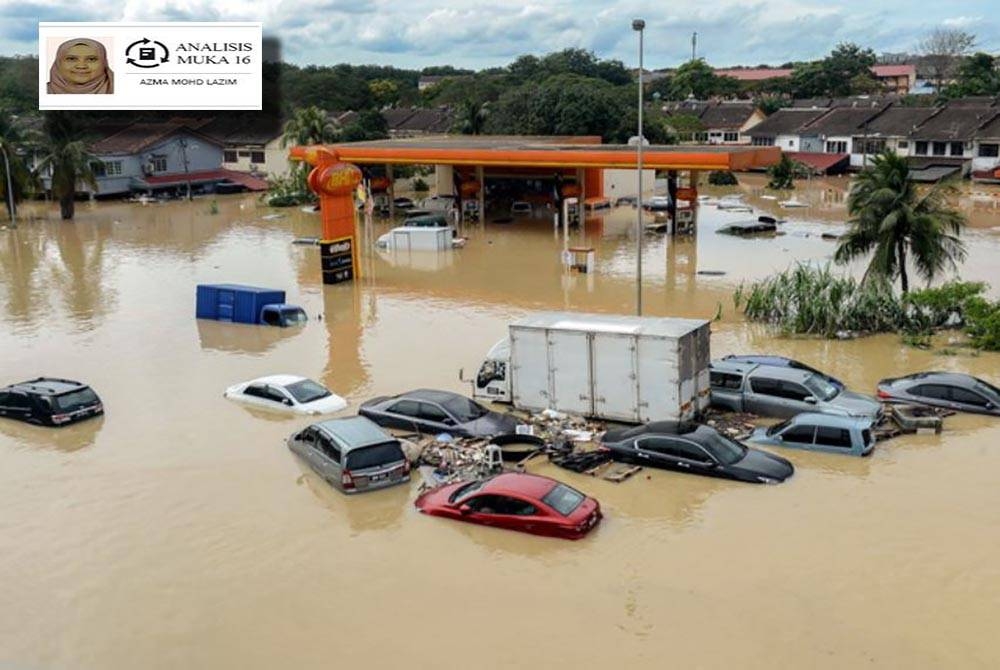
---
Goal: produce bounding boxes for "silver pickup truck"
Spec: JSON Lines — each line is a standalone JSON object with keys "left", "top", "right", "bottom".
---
{"left": 709, "top": 360, "right": 881, "bottom": 420}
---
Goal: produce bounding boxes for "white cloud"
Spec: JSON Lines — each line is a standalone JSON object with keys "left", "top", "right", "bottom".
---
{"left": 942, "top": 16, "right": 981, "bottom": 28}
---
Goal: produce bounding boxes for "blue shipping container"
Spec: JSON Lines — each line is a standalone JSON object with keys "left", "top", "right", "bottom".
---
{"left": 196, "top": 284, "right": 286, "bottom": 324}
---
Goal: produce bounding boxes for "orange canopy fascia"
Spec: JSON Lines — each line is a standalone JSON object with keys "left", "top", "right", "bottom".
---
{"left": 289, "top": 143, "right": 780, "bottom": 171}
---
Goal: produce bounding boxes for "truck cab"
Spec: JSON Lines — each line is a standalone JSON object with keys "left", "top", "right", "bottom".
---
{"left": 260, "top": 304, "right": 308, "bottom": 327}
{"left": 472, "top": 338, "right": 512, "bottom": 403}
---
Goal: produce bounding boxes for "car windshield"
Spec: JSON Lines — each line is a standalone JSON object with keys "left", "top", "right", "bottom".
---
{"left": 542, "top": 483, "right": 586, "bottom": 516}
{"left": 441, "top": 396, "right": 489, "bottom": 423}
{"left": 53, "top": 388, "right": 99, "bottom": 412}
{"left": 450, "top": 479, "right": 488, "bottom": 503}
{"left": 974, "top": 380, "right": 1000, "bottom": 403}
{"left": 282, "top": 309, "right": 308, "bottom": 325}
{"left": 804, "top": 374, "right": 839, "bottom": 401}
{"left": 767, "top": 420, "right": 791, "bottom": 437}
{"left": 700, "top": 431, "right": 747, "bottom": 465}
{"left": 284, "top": 379, "right": 331, "bottom": 404}
{"left": 345, "top": 442, "right": 404, "bottom": 470}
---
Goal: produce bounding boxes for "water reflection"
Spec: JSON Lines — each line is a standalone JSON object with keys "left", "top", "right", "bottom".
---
{"left": 0, "top": 415, "right": 104, "bottom": 452}
{"left": 294, "top": 462, "right": 408, "bottom": 534}
{"left": 196, "top": 319, "right": 303, "bottom": 355}
{"left": 0, "top": 229, "right": 49, "bottom": 331}
{"left": 49, "top": 222, "right": 116, "bottom": 330}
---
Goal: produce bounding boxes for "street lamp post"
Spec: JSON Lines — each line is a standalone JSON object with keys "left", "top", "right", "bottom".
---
{"left": 0, "top": 143, "right": 15, "bottom": 228}
{"left": 633, "top": 17, "right": 645, "bottom": 316}
{"left": 178, "top": 138, "right": 193, "bottom": 201}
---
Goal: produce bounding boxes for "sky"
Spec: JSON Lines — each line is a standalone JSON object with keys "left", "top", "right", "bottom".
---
{"left": 2, "top": 0, "right": 998, "bottom": 70}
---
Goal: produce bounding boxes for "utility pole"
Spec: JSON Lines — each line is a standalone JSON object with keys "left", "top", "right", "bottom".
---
{"left": 178, "top": 138, "right": 193, "bottom": 201}
{"left": 692, "top": 32, "right": 697, "bottom": 61}
{"left": 0, "top": 142, "right": 15, "bottom": 228}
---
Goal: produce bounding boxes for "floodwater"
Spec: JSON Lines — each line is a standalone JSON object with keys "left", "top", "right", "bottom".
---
{"left": 1, "top": 182, "right": 1000, "bottom": 669}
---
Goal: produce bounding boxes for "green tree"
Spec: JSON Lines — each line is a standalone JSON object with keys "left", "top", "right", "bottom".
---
{"left": 767, "top": 154, "right": 797, "bottom": 189}
{"left": 834, "top": 152, "right": 966, "bottom": 294}
{"left": 35, "top": 112, "right": 99, "bottom": 221}
{"left": 789, "top": 43, "right": 878, "bottom": 97}
{"left": 339, "top": 109, "right": 389, "bottom": 142}
{"left": 666, "top": 59, "right": 738, "bottom": 100}
{"left": 943, "top": 53, "right": 1000, "bottom": 97}
{"left": 281, "top": 105, "right": 339, "bottom": 147}
{"left": 368, "top": 79, "right": 400, "bottom": 107}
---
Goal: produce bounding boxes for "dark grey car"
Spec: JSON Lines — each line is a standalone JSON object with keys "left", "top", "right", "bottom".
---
{"left": 877, "top": 372, "right": 1000, "bottom": 416}
{"left": 359, "top": 389, "right": 520, "bottom": 438}
{"left": 601, "top": 421, "right": 794, "bottom": 484}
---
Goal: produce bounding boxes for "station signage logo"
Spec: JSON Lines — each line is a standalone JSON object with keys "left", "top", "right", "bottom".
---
{"left": 39, "top": 22, "right": 262, "bottom": 110}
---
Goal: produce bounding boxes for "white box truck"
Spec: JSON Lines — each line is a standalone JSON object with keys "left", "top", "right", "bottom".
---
{"left": 469, "top": 312, "right": 711, "bottom": 423}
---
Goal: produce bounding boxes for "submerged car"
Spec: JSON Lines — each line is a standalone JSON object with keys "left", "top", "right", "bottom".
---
{"left": 510, "top": 201, "right": 533, "bottom": 216}
{"left": 359, "top": 389, "right": 520, "bottom": 438}
{"left": 721, "top": 354, "right": 844, "bottom": 389}
{"left": 600, "top": 421, "right": 794, "bottom": 484}
{"left": 877, "top": 372, "right": 1000, "bottom": 416}
{"left": 710, "top": 360, "right": 879, "bottom": 420}
{"left": 225, "top": 375, "right": 348, "bottom": 415}
{"left": 749, "top": 413, "right": 875, "bottom": 456}
{"left": 0, "top": 377, "right": 103, "bottom": 427}
{"left": 288, "top": 416, "right": 410, "bottom": 494}
{"left": 415, "top": 472, "right": 602, "bottom": 540}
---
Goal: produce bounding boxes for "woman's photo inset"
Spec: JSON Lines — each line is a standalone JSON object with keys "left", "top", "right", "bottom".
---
{"left": 47, "top": 38, "right": 114, "bottom": 95}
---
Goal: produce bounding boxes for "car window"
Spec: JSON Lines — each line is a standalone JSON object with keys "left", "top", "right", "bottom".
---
{"left": 700, "top": 432, "right": 745, "bottom": 465}
{"left": 53, "top": 388, "right": 99, "bottom": 411}
{"left": 284, "top": 380, "right": 330, "bottom": 404}
{"left": 862, "top": 429, "right": 873, "bottom": 446}
{"left": 0, "top": 391, "right": 10, "bottom": 406}
{"left": 317, "top": 435, "right": 341, "bottom": 463}
{"left": 766, "top": 420, "right": 791, "bottom": 436}
{"left": 781, "top": 424, "right": 816, "bottom": 443}
{"left": 298, "top": 428, "right": 317, "bottom": 446}
{"left": 6, "top": 393, "right": 30, "bottom": 410}
{"left": 710, "top": 371, "right": 743, "bottom": 390}
{"left": 345, "top": 442, "right": 404, "bottom": 470}
{"left": 541, "top": 484, "right": 585, "bottom": 516}
{"left": 261, "top": 310, "right": 282, "bottom": 326}
{"left": 638, "top": 436, "right": 711, "bottom": 463}
{"left": 282, "top": 309, "right": 308, "bottom": 325}
{"left": 974, "top": 379, "right": 1000, "bottom": 399}
{"left": 441, "top": 396, "right": 489, "bottom": 422}
{"left": 388, "top": 399, "right": 421, "bottom": 417}
{"left": 244, "top": 384, "right": 267, "bottom": 399}
{"left": 451, "top": 479, "right": 487, "bottom": 503}
{"left": 778, "top": 381, "right": 812, "bottom": 402}
{"left": 264, "top": 386, "right": 288, "bottom": 404}
{"left": 913, "top": 384, "right": 949, "bottom": 400}
{"left": 803, "top": 375, "right": 838, "bottom": 401}
{"left": 465, "top": 495, "right": 504, "bottom": 514}
{"left": 418, "top": 402, "right": 453, "bottom": 424}
{"left": 749, "top": 377, "right": 781, "bottom": 397}
{"left": 814, "top": 426, "right": 853, "bottom": 449}
{"left": 949, "top": 387, "right": 988, "bottom": 407}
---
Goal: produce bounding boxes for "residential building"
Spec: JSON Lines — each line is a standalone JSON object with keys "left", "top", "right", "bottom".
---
{"left": 745, "top": 108, "right": 827, "bottom": 150}
{"left": 382, "top": 107, "right": 454, "bottom": 138}
{"left": 662, "top": 100, "right": 764, "bottom": 144}
{"left": 972, "top": 114, "right": 1000, "bottom": 180}
{"left": 851, "top": 106, "right": 938, "bottom": 162}
{"left": 200, "top": 117, "right": 289, "bottom": 179}
{"left": 713, "top": 64, "right": 916, "bottom": 93}
{"left": 796, "top": 106, "right": 888, "bottom": 168}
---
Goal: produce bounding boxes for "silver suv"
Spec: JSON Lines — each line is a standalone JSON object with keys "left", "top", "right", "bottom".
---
{"left": 288, "top": 416, "right": 410, "bottom": 494}
{"left": 709, "top": 360, "right": 881, "bottom": 420}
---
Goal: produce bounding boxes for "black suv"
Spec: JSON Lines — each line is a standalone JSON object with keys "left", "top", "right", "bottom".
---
{"left": 0, "top": 378, "right": 103, "bottom": 427}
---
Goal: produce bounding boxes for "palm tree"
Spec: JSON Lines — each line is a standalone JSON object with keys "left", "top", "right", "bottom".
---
{"left": 35, "top": 112, "right": 99, "bottom": 221}
{"left": 834, "top": 151, "right": 966, "bottom": 294}
{"left": 0, "top": 112, "right": 36, "bottom": 226}
{"left": 281, "top": 106, "right": 339, "bottom": 148}
{"left": 455, "top": 100, "right": 489, "bottom": 135}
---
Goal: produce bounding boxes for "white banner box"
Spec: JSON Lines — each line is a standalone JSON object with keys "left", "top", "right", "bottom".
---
{"left": 39, "top": 22, "right": 262, "bottom": 110}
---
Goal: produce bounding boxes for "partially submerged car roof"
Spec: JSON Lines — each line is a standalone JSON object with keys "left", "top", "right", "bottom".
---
{"left": 482, "top": 472, "right": 560, "bottom": 499}
{"left": 9, "top": 377, "right": 87, "bottom": 395}
{"left": 317, "top": 416, "right": 395, "bottom": 450}
{"left": 783, "top": 412, "right": 874, "bottom": 429}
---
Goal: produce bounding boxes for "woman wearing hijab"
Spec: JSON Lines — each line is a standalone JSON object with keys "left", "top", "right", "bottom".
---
{"left": 47, "top": 38, "right": 114, "bottom": 94}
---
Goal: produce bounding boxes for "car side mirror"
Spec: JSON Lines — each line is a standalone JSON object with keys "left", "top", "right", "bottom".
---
{"left": 804, "top": 396, "right": 817, "bottom": 404}
{"left": 283, "top": 398, "right": 293, "bottom": 406}
{"left": 459, "top": 504, "right": 472, "bottom": 515}
{"left": 986, "top": 402, "right": 995, "bottom": 410}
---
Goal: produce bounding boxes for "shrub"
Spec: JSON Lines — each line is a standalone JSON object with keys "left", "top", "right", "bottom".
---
{"left": 708, "top": 170, "right": 738, "bottom": 186}
{"left": 412, "top": 177, "right": 430, "bottom": 192}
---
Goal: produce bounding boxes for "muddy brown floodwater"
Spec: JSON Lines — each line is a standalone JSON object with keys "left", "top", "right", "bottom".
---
{"left": 1, "top": 183, "right": 1000, "bottom": 669}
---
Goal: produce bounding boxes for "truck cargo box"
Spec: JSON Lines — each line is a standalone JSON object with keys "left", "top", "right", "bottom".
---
{"left": 196, "top": 284, "right": 286, "bottom": 325}
{"left": 476, "top": 312, "right": 710, "bottom": 423}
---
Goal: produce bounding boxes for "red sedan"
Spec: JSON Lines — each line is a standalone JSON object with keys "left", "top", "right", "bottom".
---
{"left": 415, "top": 472, "right": 602, "bottom": 540}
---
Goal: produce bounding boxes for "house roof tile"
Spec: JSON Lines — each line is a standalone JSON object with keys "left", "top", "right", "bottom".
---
{"left": 746, "top": 108, "right": 827, "bottom": 136}
{"left": 90, "top": 122, "right": 223, "bottom": 155}
{"left": 800, "top": 107, "right": 883, "bottom": 137}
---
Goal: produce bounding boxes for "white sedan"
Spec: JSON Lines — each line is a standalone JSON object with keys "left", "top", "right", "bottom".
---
{"left": 224, "top": 375, "right": 348, "bottom": 415}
